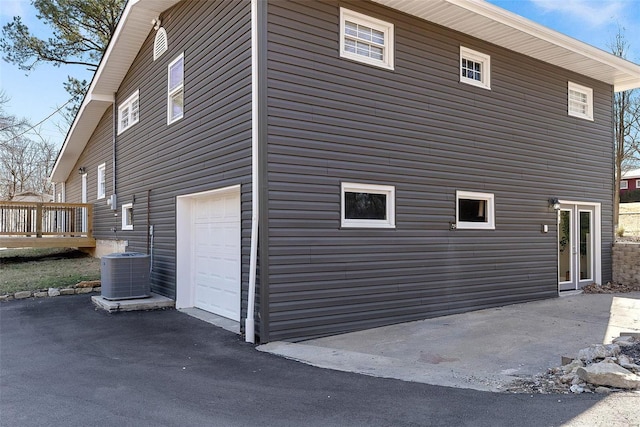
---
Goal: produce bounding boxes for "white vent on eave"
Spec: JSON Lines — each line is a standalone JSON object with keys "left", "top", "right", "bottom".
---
{"left": 154, "top": 27, "right": 168, "bottom": 61}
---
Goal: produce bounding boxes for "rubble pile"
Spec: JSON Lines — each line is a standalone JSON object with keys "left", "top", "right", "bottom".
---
{"left": 506, "top": 335, "right": 640, "bottom": 394}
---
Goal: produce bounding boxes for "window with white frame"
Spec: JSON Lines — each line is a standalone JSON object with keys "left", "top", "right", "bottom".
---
{"left": 168, "top": 53, "right": 184, "bottom": 124}
{"left": 153, "top": 27, "right": 168, "bottom": 60}
{"left": 97, "top": 163, "right": 106, "bottom": 199}
{"left": 456, "top": 191, "right": 495, "bottom": 230}
{"left": 635, "top": 179, "right": 640, "bottom": 188}
{"left": 620, "top": 180, "right": 628, "bottom": 190}
{"left": 117, "top": 90, "right": 139, "bottom": 134}
{"left": 122, "top": 203, "right": 133, "bottom": 230}
{"left": 340, "top": 8, "right": 394, "bottom": 70}
{"left": 460, "top": 47, "right": 490, "bottom": 90}
{"left": 341, "top": 182, "right": 395, "bottom": 228}
{"left": 568, "top": 82, "right": 593, "bottom": 121}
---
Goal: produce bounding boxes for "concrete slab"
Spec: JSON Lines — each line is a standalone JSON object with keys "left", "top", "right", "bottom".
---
{"left": 179, "top": 307, "right": 240, "bottom": 334}
{"left": 258, "top": 292, "right": 640, "bottom": 392}
{"left": 91, "top": 293, "right": 174, "bottom": 312}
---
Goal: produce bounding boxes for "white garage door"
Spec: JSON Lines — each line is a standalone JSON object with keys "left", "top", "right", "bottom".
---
{"left": 192, "top": 191, "right": 241, "bottom": 321}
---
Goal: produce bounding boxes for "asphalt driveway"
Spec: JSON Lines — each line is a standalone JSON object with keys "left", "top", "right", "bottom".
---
{"left": 0, "top": 295, "right": 637, "bottom": 426}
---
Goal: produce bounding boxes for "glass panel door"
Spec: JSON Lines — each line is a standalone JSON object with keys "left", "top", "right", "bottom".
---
{"left": 558, "top": 204, "right": 595, "bottom": 291}
{"left": 579, "top": 210, "right": 592, "bottom": 281}
{"left": 558, "top": 209, "right": 572, "bottom": 286}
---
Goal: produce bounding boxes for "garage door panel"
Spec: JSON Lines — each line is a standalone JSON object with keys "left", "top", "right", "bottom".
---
{"left": 192, "top": 190, "right": 240, "bottom": 321}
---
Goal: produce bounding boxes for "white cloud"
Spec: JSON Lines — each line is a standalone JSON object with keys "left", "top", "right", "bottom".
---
{"left": 530, "top": 0, "right": 625, "bottom": 27}
{"left": 0, "top": 0, "right": 27, "bottom": 19}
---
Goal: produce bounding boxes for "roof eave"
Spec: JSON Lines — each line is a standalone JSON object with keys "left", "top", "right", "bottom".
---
{"left": 50, "top": 0, "right": 181, "bottom": 183}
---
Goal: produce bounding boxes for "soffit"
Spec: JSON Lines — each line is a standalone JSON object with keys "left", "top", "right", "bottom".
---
{"left": 371, "top": 0, "right": 640, "bottom": 92}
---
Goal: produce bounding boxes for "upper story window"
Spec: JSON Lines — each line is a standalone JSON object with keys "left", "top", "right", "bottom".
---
{"left": 97, "top": 163, "right": 106, "bottom": 199}
{"left": 168, "top": 53, "right": 184, "bottom": 124}
{"left": 460, "top": 47, "right": 490, "bottom": 90}
{"left": 568, "top": 82, "right": 593, "bottom": 121}
{"left": 118, "top": 90, "right": 139, "bottom": 134}
{"left": 341, "top": 182, "right": 395, "bottom": 228}
{"left": 340, "top": 8, "right": 394, "bottom": 70}
{"left": 456, "top": 190, "right": 495, "bottom": 230}
{"left": 620, "top": 180, "right": 628, "bottom": 190}
{"left": 153, "top": 27, "right": 168, "bottom": 60}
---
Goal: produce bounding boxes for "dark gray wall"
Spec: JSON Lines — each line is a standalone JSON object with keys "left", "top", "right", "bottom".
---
{"left": 264, "top": 0, "right": 614, "bottom": 341}
{"left": 65, "top": 0, "right": 254, "bottom": 324}
{"left": 66, "top": 109, "right": 117, "bottom": 238}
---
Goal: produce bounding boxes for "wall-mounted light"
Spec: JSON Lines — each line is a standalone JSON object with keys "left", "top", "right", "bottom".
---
{"left": 548, "top": 198, "right": 561, "bottom": 211}
{"left": 78, "top": 167, "right": 86, "bottom": 175}
{"left": 151, "top": 18, "right": 161, "bottom": 30}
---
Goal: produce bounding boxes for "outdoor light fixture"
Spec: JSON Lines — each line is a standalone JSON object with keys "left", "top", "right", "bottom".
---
{"left": 78, "top": 167, "right": 86, "bottom": 175}
{"left": 152, "top": 18, "right": 161, "bottom": 30}
{"left": 548, "top": 198, "right": 561, "bottom": 211}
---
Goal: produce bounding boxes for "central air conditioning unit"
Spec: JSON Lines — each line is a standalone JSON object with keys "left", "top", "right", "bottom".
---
{"left": 101, "top": 252, "right": 151, "bottom": 300}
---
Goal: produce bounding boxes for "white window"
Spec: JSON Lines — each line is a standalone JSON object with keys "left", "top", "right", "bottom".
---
{"left": 341, "top": 182, "right": 395, "bottom": 228}
{"left": 117, "top": 90, "right": 140, "bottom": 134}
{"left": 97, "top": 163, "right": 106, "bottom": 199}
{"left": 456, "top": 191, "right": 495, "bottom": 230}
{"left": 153, "top": 27, "right": 168, "bottom": 60}
{"left": 122, "top": 203, "right": 134, "bottom": 230}
{"left": 568, "top": 82, "right": 593, "bottom": 121}
{"left": 168, "top": 53, "right": 184, "bottom": 124}
{"left": 340, "top": 8, "right": 394, "bottom": 70}
{"left": 620, "top": 180, "right": 628, "bottom": 190}
{"left": 636, "top": 180, "right": 640, "bottom": 188}
{"left": 460, "top": 47, "right": 490, "bottom": 90}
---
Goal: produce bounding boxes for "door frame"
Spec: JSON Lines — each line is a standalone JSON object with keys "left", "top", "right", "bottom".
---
{"left": 81, "top": 173, "right": 88, "bottom": 233}
{"left": 175, "top": 185, "right": 241, "bottom": 311}
{"left": 557, "top": 200, "right": 601, "bottom": 292}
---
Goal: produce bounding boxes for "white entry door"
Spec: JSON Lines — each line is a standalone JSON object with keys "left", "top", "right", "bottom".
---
{"left": 558, "top": 203, "right": 598, "bottom": 291}
{"left": 191, "top": 190, "right": 241, "bottom": 321}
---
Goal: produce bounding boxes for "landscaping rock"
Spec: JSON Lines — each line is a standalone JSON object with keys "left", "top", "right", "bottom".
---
{"left": 595, "top": 386, "right": 612, "bottom": 394}
{"left": 0, "top": 294, "right": 10, "bottom": 302}
{"left": 14, "top": 291, "right": 32, "bottom": 299}
{"left": 75, "top": 287, "right": 93, "bottom": 294}
{"left": 93, "top": 286, "right": 101, "bottom": 293}
{"left": 613, "top": 335, "right": 638, "bottom": 347}
{"left": 569, "top": 384, "right": 584, "bottom": 394}
{"left": 576, "top": 361, "right": 640, "bottom": 389}
{"left": 577, "top": 344, "right": 620, "bottom": 362}
{"left": 60, "top": 288, "right": 75, "bottom": 295}
{"left": 76, "top": 280, "right": 101, "bottom": 288}
{"left": 48, "top": 288, "right": 61, "bottom": 297}
{"left": 33, "top": 291, "right": 48, "bottom": 298}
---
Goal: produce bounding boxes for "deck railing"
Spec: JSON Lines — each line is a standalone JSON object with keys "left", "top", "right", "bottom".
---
{"left": 0, "top": 201, "right": 93, "bottom": 239}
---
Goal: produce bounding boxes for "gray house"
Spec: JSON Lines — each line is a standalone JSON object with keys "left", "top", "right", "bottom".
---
{"left": 51, "top": 0, "right": 640, "bottom": 343}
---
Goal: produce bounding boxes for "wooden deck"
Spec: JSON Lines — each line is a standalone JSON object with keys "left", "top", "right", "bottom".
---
{"left": 0, "top": 202, "right": 96, "bottom": 249}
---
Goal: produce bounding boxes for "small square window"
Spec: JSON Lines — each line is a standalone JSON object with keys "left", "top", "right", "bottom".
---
{"left": 460, "top": 47, "right": 490, "bottom": 90}
{"left": 620, "top": 180, "right": 628, "bottom": 190}
{"left": 117, "top": 90, "right": 140, "bottom": 134}
{"left": 568, "top": 82, "right": 593, "bottom": 121}
{"left": 122, "top": 203, "right": 133, "bottom": 230}
{"left": 456, "top": 191, "right": 495, "bottom": 230}
{"left": 636, "top": 180, "right": 640, "bottom": 189}
{"left": 340, "top": 8, "right": 394, "bottom": 70}
{"left": 168, "top": 54, "right": 184, "bottom": 124}
{"left": 341, "top": 182, "right": 395, "bottom": 228}
{"left": 97, "top": 163, "right": 106, "bottom": 199}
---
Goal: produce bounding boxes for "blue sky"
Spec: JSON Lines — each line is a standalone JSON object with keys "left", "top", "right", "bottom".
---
{"left": 1, "top": 0, "right": 639, "bottom": 148}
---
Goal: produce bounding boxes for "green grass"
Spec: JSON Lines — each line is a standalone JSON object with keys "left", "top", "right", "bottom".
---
{"left": 0, "top": 248, "right": 101, "bottom": 295}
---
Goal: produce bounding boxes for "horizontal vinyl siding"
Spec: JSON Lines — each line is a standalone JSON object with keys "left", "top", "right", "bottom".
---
{"left": 64, "top": 109, "right": 117, "bottom": 237}
{"left": 75, "top": 1, "right": 252, "bottom": 308}
{"left": 265, "top": 0, "right": 614, "bottom": 341}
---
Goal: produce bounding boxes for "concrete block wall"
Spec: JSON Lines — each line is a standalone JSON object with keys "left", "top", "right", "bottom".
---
{"left": 612, "top": 242, "right": 640, "bottom": 286}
